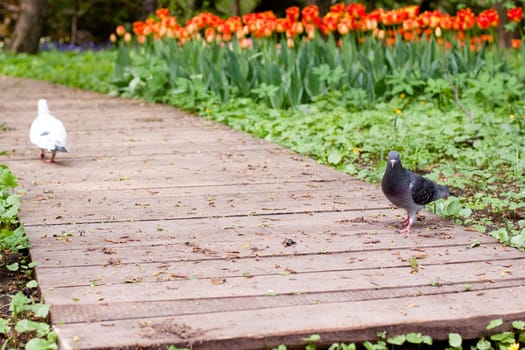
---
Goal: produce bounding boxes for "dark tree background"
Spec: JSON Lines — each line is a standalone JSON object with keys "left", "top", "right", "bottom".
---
{"left": 0, "top": 0, "right": 515, "bottom": 54}
{"left": 7, "top": 0, "right": 47, "bottom": 53}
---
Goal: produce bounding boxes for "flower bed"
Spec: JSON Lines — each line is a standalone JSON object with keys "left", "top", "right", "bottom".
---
{"left": 112, "top": 2, "right": 523, "bottom": 50}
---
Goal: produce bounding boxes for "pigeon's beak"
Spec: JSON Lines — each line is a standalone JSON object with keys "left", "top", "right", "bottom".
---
{"left": 389, "top": 159, "right": 396, "bottom": 167}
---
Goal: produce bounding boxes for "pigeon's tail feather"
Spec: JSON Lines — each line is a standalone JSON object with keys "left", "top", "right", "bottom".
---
{"left": 38, "top": 99, "right": 50, "bottom": 115}
{"left": 53, "top": 146, "right": 69, "bottom": 153}
{"left": 435, "top": 184, "right": 453, "bottom": 199}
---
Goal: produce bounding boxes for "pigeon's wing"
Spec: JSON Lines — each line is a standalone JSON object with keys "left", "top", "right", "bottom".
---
{"left": 409, "top": 172, "right": 438, "bottom": 205}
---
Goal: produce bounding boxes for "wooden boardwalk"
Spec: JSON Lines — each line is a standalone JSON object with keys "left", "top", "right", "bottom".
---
{"left": 1, "top": 75, "right": 525, "bottom": 349}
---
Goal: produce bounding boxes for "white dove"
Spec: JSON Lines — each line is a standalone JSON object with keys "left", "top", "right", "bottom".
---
{"left": 29, "top": 99, "right": 69, "bottom": 163}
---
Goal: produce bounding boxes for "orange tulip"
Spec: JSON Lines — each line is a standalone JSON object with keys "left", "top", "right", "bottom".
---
{"left": 155, "top": 8, "right": 169, "bottom": 19}
{"left": 205, "top": 27, "right": 215, "bottom": 43}
{"left": 302, "top": 5, "right": 319, "bottom": 24}
{"left": 116, "top": 25, "right": 126, "bottom": 36}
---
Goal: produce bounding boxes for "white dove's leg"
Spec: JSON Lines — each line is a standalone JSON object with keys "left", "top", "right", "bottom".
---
{"left": 45, "top": 151, "right": 57, "bottom": 163}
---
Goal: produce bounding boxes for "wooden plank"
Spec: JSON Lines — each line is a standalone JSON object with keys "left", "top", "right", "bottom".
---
{"left": 22, "top": 188, "right": 386, "bottom": 225}
{"left": 1, "top": 125, "right": 279, "bottom": 155}
{"left": 32, "top": 244, "right": 524, "bottom": 288}
{"left": 10, "top": 150, "right": 349, "bottom": 193}
{"left": 51, "top": 287, "right": 525, "bottom": 350}
{"left": 2, "top": 134, "right": 278, "bottom": 157}
{"left": 37, "top": 257, "right": 525, "bottom": 305}
{"left": 26, "top": 210, "right": 487, "bottom": 250}
{"left": 49, "top": 277, "right": 525, "bottom": 324}
{"left": 22, "top": 178, "right": 364, "bottom": 201}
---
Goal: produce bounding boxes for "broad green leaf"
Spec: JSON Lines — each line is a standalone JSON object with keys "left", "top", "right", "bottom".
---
{"left": 475, "top": 338, "right": 491, "bottom": 350}
{"left": 449, "top": 333, "right": 462, "bottom": 348}
{"left": 386, "top": 335, "right": 405, "bottom": 345}
{"left": 26, "top": 280, "right": 39, "bottom": 289}
{"left": 421, "top": 335, "right": 433, "bottom": 345}
{"left": 29, "top": 303, "right": 51, "bottom": 318}
{"left": 489, "top": 331, "right": 515, "bottom": 344}
{"left": 487, "top": 319, "right": 503, "bottom": 330}
{"left": 0, "top": 166, "right": 18, "bottom": 190}
{"left": 25, "top": 337, "right": 58, "bottom": 350}
{"left": 362, "top": 341, "right": 374, "bottom": 350}
{"left": 9, "top": 291, "right": 30, "bottom": 315}
{"left": 406, "top": 332, "right": 432, "bottom": 345}
{"left": 302, "top": 334, "right": 321, "bottom": 342}
{"left": 0, "top": 318, "right": 9, "bottom": 335}
{"left": 327, "top": 149, "right": 343, "bottom": 165}
{"left": 15, "top": 319, "right": 50, "bottom": 337}
{"left": 512, "top": 321, "right": 525, "bottom": 330}
{"left": 7, "top": 262, "right": 19, "bottom": 271}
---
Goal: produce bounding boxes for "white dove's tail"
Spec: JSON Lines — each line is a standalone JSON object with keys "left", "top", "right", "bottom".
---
{"left": 38, "top": 99, "right": 50, "bottom": 115}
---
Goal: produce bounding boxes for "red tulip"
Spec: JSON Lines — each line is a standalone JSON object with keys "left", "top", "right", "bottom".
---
{"left": 508, "top": 7, "right": 523, "bottom": 23}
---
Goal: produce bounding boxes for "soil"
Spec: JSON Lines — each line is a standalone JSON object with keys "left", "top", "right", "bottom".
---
{"left": 0, "top": 251, "right": 39, "bottom": 345}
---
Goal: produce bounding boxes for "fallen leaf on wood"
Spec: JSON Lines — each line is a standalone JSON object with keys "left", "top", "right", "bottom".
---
{"left": 101, "top": 247, "right": 116, "bottom": 255}
{"left": 105, "top": 258, "right": 121, "bottom": 266}
{"left": 125, "top": 277, "right": 143, "bottom": 283}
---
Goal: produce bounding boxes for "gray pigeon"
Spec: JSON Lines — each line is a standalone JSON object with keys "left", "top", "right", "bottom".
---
{"left": 381, "top": 151, "right": 453, "bottom": 233}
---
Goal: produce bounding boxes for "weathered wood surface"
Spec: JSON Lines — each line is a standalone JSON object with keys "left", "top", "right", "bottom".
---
{"left": 1, "top": 76, "right": 524, "bottom": 350}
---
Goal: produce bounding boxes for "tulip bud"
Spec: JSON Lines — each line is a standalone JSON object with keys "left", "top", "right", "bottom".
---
{"left": 116, "top": 25, "right": 126, "bottom": 36}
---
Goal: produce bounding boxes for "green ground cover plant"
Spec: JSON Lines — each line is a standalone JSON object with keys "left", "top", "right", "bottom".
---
{"left": 0, "top": 165, "right": 56, "bottom": 349}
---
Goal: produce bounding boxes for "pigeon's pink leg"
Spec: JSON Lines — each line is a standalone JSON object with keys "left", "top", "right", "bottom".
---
{"left": 44, "top": 151, "right": 56, "bottom": 164}
{"left": 399, "top": 214, "right": 413, "bottom": 233}
{"left": 399, "top": 222, "right": 411, "bottom": 234}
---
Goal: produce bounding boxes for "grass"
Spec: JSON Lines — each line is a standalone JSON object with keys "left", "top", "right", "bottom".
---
{"left": 0, "top": 49, "right": 115, "bottom": 94}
